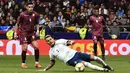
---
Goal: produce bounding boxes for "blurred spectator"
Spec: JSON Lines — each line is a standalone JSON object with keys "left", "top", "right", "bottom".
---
{"left": 51, "top": 16, "right": 57, "bottom": 28}
{"left": 99, "top": 3, "right": 108, "bottom": 15}
{"left": 120, "top": 14, "right": 127, "bottom": 25}
{"left": 117, "top": 7, "right": 124, "bottom": 18}
{"left": 87, "top": 3, "right": 93, "bottom": 16}
{"left": 0, "top": 0, "right": 130, "bottom": 37}
{"left": 63, "top": 0, "right": 70, "bottom": 7}
{"left": 127, "top": 10, "right": 130, "bottom": 19}
{"left": 39, "top": 14, "right": 45, "bottom": 25}
{"left": 109, "top": 21, "right": 120, "bottom": 39}
{"left": 112, "top": 2, "right": 118, "bottom": 12}
{"left": 45, "top": 21, "right": 54, "bottom": 37}
{"left": 0, "top": 7, "right": 3, "bottom": 17}
{"left": 75, "top": 0, "right": 81, "bottom": 11}
{"left": 80, "top": 0, "right": 85, "bottom": 5}
{"left": 54, "top": 20, "right": 64, "bottom": 32}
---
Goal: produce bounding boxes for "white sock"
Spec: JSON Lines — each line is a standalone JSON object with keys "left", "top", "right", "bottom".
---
{"left": 84, "top": 62, "right": 105, "bottom": 71}
{"left": 93, "top": 56, "right": 107, "bottom": 66}
{"left": 22, "top": 63, "right": 26, "bottom": 65}
{"left": 35, "top": 62, "right": 39, "bottom": 64}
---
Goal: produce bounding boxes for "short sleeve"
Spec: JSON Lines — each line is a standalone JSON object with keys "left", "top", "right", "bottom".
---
{"left": 55, "top": 39, "right": 68, "bottom": 45}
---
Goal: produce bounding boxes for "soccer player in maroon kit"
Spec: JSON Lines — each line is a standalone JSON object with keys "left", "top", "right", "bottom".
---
{"left": 14, "top": 3, "right": 42, "bottom": 68}
{"left": 88, "top": 9, "right": 106, "bottom": 60}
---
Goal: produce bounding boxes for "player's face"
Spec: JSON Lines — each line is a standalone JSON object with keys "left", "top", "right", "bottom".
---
{"left": 95, "top": 10, "right": 99, "bottom": 16}
{"left": 45, "top": 37, "right": 55, "bottom": 46}
{"left": 27, "top": 4, "right": 34, "bottom": 13}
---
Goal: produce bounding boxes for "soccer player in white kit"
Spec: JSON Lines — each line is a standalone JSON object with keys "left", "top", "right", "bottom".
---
{"left": 42, "top": 35, "right": 114, "bottom": 72}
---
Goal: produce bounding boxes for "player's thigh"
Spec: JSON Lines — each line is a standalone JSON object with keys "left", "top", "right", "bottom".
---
{"left": 30, "top": 35, "right": 39, "bottom": 49}
{"left": 22, "top": 43, "right": 28, "bottom": 51}
{"left": 78, "top": 52, "right": 91, "bottom": 62}
{"left": 99, "top": 37, "right": 104, "bottom": 44}
{"left": 92, "top": 35, "right": 98, "bottom": 43}
{"left": 19, "top": 33, "right": 28, "bottom": 44}
{"left": 31, "top": 40, "right": 39, "bottom": 49}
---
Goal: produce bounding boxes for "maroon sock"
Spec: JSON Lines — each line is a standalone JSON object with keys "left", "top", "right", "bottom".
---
{"left": 35, "top": 49, "right": 39, "bottom": 62}
{"left": 21, "top": 50, "right": 27, "bottom": 63}
{"left": 101, "top": 43, "right": 105, "bottom": 56}
{"left": 94, "top": 43, "right": 97, "bottom": 56}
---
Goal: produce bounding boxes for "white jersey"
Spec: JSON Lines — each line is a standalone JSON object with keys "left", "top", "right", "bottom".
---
{"left": 49, "top": 39, "right": 77, "bottom": 64}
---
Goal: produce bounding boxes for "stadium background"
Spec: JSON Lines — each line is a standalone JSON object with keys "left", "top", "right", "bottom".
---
{"left": 0, "top": 0, "right": 130, "bottom": 73}
{"left": 0, "top": 0, "right": 130, "bottom": 56}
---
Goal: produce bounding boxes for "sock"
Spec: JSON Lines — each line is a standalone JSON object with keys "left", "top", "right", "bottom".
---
{"left": 22, "top": 63, "right": 26, "bottom": 65}
{"left": 84, "top": 62, "right": 104, "bottom": 71}
{"left": 35, "top": 49, "right": 39, "bottom": 62}
{"left": 21, "top": 50, "right": 27, "bottom": 63}
{"left": 93, "top": 56, "right": 107, "bottom": 66}
{"left": 94, "top": 43, "right": 97, "bottom": 56}
{"left": 35, "top": 62, "right": 39, "bottom": 64}
{"left": 100, "top": 43, "right": 105, "bottom": 57}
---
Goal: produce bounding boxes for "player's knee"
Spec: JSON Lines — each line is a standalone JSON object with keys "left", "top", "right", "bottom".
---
{"left": 22, "top": 48, "right": 27, "bottom": 51}
{"left": 22, "top": 44, "right": 28, "bottom": 51}
{"left": 90, "top": 54, "right": 95, "bottom": 60}
{"left": 94, "top": 40, "right": 97, "bottom": 43}
{"left": 33, "top": 46, "right": 39, "bottom": 50}
{"left": 93, "top": 56, "right": 101, "bottom": 60}
{"left": 34, "top": 47, "right": 39, "bottom": 50}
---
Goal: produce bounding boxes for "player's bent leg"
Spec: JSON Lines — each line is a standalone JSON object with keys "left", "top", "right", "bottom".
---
{"left": 21, "top": 44, "right": 28, "bottom": 68}
{"left": 91, "top": 56, "right": 114, "bottom": 71}
{"left": 31, "top": 41, "right": 42, "bottom": 68}
{"left": 92, "top": 55, "right": 107, "bottom": 66}
{"left": 82, "top": 61, "right": 109, "bottom": 72}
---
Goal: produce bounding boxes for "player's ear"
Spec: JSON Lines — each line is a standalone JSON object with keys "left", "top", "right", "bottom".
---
{"left": 25, "top": 5, "right": 28, "bottom": 9}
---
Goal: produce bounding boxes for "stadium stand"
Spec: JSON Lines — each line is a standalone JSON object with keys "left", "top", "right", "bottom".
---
{"left": 0, "top": 0, "right": 130, "bottom": 39}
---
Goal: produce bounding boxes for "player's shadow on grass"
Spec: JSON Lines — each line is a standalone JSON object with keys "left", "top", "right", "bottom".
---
{"left": 51, "top": 70, "right": 97, "bottom": 72}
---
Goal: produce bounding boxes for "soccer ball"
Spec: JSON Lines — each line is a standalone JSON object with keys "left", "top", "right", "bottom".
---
{"left": 111, "top": 34, "right": 117, "bottom": 39}
{"left": 75, "top": 63, "right": 85, "bottom": 72}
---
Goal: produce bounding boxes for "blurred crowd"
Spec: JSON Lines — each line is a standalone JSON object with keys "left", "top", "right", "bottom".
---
{"left": 0, "top": 0, "right": 130, "bottom": 33}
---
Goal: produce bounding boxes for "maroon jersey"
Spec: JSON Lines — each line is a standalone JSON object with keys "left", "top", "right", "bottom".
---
{"left": 88, "top": 15, "right": 105, "bottom": 36}
{"left": 16, "top": 10, "right": 39, "bottom": 33}
{"left": 16, "top": 10, "right": 39, "bottom": 44}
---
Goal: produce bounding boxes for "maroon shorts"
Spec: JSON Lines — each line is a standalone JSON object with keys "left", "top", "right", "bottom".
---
{"left": 19, "top": 32, "right": 36, "bottom": 45}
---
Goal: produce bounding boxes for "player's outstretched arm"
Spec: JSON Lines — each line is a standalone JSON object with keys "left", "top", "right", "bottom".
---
{"left": 66, "top": 40, "right": 75, "bottom": 46}
{"left": 43, "top": 60, "right": 55, "bottom": 71}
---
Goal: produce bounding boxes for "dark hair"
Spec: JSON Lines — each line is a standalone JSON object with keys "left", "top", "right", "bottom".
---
{"left": 94, "top": 8, "right": 99, "bottom": 11}
{"left": 26, "top": 2, "right": 33, "bottom": 6}
{"left": 45, "top": 35, "right": 51, "bottom": 39}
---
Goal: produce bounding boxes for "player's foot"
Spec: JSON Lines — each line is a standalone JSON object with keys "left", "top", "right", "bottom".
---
{"left": 102, "top": 56, "right": 106, "bottom": 60}
{"left": 103, "top": 68, "right": 109, "bottom": 72}
{"left": 104, "top": 65, "right": 114, "bottom": 71}
{"left": 21, "top": 63, "right": 27, "bottom": 68}
{"left": 35, "top": 63, "right": 42, "bottom": 68}
{"left": 93, "top": 51, "right": 97, "bottom": 56}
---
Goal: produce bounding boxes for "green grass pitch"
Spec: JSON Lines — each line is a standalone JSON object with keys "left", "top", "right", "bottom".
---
{"left": 0, "top": 56, "right": 130, "bottom": 73}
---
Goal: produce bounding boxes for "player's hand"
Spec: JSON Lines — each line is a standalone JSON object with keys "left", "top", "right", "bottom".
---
{"left": 14, "top": 32, "right": 17, "bottom": 40}
{"left": 37, "top": 69, "right": 47, "bottom": 71}
{"left": 36, "top": 31, "right": 39, "bottom": 36}
{"left": 43, "top": 69, "right": 47, "bottom": 71}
